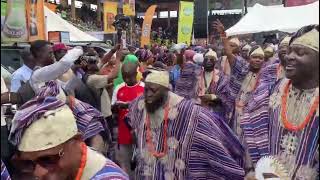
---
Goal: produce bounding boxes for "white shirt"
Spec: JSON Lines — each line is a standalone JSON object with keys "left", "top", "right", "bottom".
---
{"left": 1, "top": 76, "right": 8, "bottom": 126}
{"left": 10, "top": 64, "right": 33, "bottom": 92}
{"left": 29, "top": 47, "right": 83, "bottom": 94}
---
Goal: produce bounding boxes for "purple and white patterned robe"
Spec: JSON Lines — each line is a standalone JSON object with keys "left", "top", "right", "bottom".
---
{"left": 128, "top": 93, "right": 245, "bottom": 179}
{"left": 241, "top": 78, "right": 319, "bottom": 179}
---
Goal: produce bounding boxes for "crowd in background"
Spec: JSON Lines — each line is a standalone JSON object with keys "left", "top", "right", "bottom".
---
{"left": 0, "top": 21, "right": 319, "bottom": 180}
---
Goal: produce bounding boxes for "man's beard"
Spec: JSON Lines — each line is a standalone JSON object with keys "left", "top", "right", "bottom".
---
{"left": 145, "top": 93, "right": 168, "bottom": 113}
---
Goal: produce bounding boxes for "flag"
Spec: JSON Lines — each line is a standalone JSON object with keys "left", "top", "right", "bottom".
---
{"left": 104, "top": 1, "right": 118, "bottom": 34}
{"left": 177, "top": 1, "right": 194, "bottom": 45}
{"left": 27, "top": 0, "right": 46, "bottom": 41}
{"left": 140, "top": 5, "right": 157, "bottom": 48}
{"left": 123, "top": 0, "right": 135, "bottom": 16}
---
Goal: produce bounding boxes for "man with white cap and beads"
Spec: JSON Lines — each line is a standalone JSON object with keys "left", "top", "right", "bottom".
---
{"left": 127, "top": 68, "right": 245, "bottom": 179}
{"left": 213, "top": 20, "right": 265, "bottom": 138}
{"left": 242, "top": 24, "right": 319, "bottom": 180}
{"left": 9, "top": 96, "right": 128, "bottom": 179}
{"left": 200, "top": 49, "right": 230, "bottom": 118}
{"left": 255, "top": 36, "right": 291, "bottom": 90}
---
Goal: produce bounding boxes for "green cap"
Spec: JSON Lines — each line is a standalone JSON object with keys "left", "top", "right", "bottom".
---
{"left": 123, "top": 54, "right": 138, "bottom": 64}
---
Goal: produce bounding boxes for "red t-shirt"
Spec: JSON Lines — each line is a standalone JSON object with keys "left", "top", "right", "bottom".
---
{"left": 113, "top": 82, "right": 144, "bottom": 144}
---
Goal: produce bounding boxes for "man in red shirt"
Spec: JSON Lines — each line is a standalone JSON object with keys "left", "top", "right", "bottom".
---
{"left": 111, "top": 61, "right": 144, "bottom": 177}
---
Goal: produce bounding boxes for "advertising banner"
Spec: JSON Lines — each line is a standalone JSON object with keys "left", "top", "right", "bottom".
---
{"left": 123, "top": 0, "right": 135, "bottom": 16}
{"left": 104, "top": 1, "right": 118, "bottom": 34}
{"left": 177, "top": 1, "right": 194, "bottom": 45}
{"left": 1, "top": 0, "right": 28, "bottom": 42}
{"left": 26, "top": 0, "right": 46, "bottom": 41}
{"left": 140, "top": 5, "right": 157, "bottom": 47}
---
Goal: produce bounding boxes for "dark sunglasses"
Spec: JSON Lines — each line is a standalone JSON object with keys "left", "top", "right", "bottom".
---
{"left": 12, "top": 149, "right": 64, "bottom": 172}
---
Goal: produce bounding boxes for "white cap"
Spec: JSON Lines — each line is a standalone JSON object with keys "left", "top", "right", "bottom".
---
{"left": 145, "top": 69, "right": 170, "bottom": 88}
{"left": 18, "top": 105, "right": 78, "bottom": 152}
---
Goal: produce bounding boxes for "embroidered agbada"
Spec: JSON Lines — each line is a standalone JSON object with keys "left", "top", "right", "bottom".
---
{"left": 204, "top": 69, "right": 231, "bottom": 119}
{"left": 127, "top": 92, "right": 245, "bottom": 179}
{"left": 225, "top": 56, "right": 261, "bottom": 136}
{"left": 90, "top": 161, "right": 129, "bottom": 180}
{"left": 174, "top": 62, "right": 205, "bottom": 102}
{"left": 241, "top": 78, "right": 319, "bottom": 179}
{"left": 255, "top": 61, "right": 285, "bottom": 94}
{"left": 83, "top": 147, "right": 129, "bottom": 180}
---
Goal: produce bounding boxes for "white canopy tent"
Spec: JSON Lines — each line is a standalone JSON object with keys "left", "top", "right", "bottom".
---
{"left": 44, "top": 6, "right": 100, "bottom": 42}
{"left": 226, "top": 1, "right": 319, "bottom": 36}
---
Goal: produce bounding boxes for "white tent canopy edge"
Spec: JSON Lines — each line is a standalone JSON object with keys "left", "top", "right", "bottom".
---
{"left": 44, "top": 6, "right": 100, "bottom": 42}
{"left": 226, "top": 1, "right": 319, "bottom": 36}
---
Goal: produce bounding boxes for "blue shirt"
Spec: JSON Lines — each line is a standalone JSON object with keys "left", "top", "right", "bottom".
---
{"left": 169, "top": 65, "right": 181, "bottom": 90}
{"left": 10, "top": 64, "right": 33, "bottom": 92}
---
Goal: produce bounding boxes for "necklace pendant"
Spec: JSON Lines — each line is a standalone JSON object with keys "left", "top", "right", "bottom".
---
{"left": 164, "top": 171, "right": 175, "bottom": 180}
{"left": 280, "top": 133, "right": 298, "bottom": 156}
{"left": 175, "top": 159, "right": 186, "bottom": 171}
{"left": 167, "top": 137, "right": 179, "bottom": 150}
{"left": 143, "top": 166, "right": 153, "bottom": 176}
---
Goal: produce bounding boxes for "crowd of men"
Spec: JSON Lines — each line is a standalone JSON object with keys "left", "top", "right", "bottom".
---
{"left": 0, "top": 20, "right": 319, "bottom": 180}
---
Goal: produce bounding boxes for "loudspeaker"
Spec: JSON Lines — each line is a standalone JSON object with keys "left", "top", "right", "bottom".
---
{"left": 194, "top": 0, "right": 208, "bottom": 39}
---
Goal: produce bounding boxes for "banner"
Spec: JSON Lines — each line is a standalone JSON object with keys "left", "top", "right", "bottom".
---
{"left": 140, "top": 5, "right": 157, "bottom": 47}
{"left": 104, "top": 1, "right": 118, "bottom": 34}
{"left": 123, "top": 0, "right": 135, "bottom": 16}
{"left": 1, "top": 0, "right": 28, "bottom": 42}
{"left": 285, "top": 0, "right": 316, "bottom": 6}
{"left": 177, "top": 1, "right": 194, "bottom": 45}
{"left": 26, "top": 0, "right": 46, "bottom": 41}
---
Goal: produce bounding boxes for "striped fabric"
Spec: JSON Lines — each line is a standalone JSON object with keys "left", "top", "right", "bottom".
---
{"left": 174, "top": 63, "right": 203, "bottom": 101}
{"left": 241, "top": 78, "right": 319, "bottom": 179}
{"left": 224, "top": 56, "right": 250, "bottom": 130}
{"left": 255, "top": 60, "right": 282, "bottom": 93}
{"left": 127, "top": 94, "right": 245, "bottom": 179}
{"left": 1, "top": 160, "right": 11, "bottom": 180}
{"left": 9, "top": 96, "right": 65, "bottom": 146}
{"left": 208, "top": 70, "right": 232, "bottom": 120}
{"left": 71, "top": 97, "right": 110, "bottom": 142}
{"left": 39, "top": 80, "right": 110, "bottom": 142}
{"left": 91, "top": 159, "right": 129, "bottom": 180}
{"left": 9, "top": 81, "right": 110, "bottom": 146}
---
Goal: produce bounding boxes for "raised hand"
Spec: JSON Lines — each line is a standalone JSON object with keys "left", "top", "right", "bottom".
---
{"left": 212, "top": 19, "right": 225, "bottom": 35}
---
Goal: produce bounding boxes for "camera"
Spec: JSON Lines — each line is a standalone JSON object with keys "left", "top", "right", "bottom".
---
{"left": 112, "top": 14, "right": 131, "bottom": 30}
{"left": 113, "top": 14, "right": 131, "bottom": 43}
{"left": 74, "top": 53, "right": 99, "bottom": 65}
{"left": 80, "top": 55, "right": 98, "bottom": 64}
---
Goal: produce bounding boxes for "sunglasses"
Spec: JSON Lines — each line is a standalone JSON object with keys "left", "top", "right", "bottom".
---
{"left": 12, "top": 149, "right": 64, "bottom": 172}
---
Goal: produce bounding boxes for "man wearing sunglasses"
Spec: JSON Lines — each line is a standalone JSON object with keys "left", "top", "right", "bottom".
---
{"left": 9, "top": 96, "right": 128, "bottom": 179}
